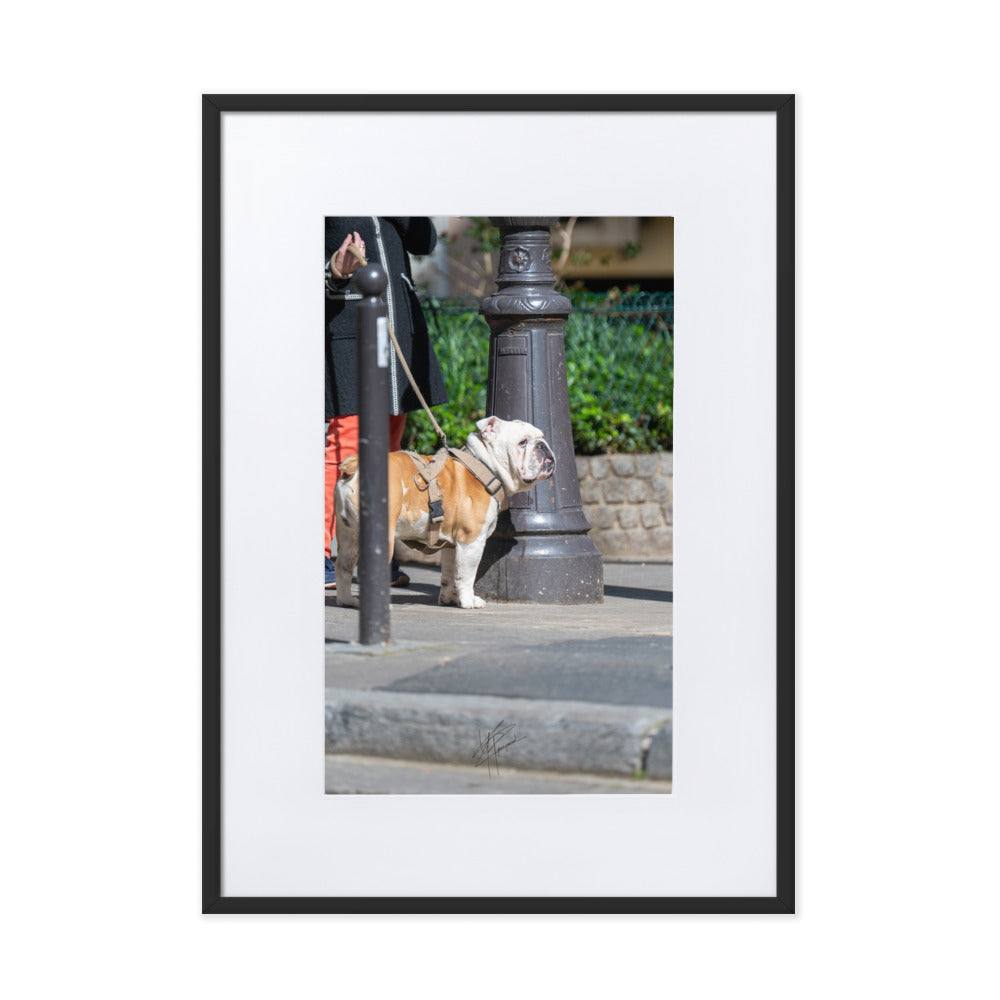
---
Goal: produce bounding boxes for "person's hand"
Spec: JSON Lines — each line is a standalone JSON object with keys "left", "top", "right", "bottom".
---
{"left": 330, "top": 232, "right": 367, "bottom": 279}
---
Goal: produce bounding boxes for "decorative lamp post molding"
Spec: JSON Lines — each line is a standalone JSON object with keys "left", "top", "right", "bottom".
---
{"left": 475, "top": 217, "right": 604, "bottom": 604}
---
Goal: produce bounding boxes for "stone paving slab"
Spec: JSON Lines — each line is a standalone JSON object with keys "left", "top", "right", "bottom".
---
{"left": 381, "top": 635, "right": 672, "bottom": 708}
{"left": 325, "top": 562, "right": 672, "bottom": 651}
{"left": 326, "top": 754, "right": 671, "bottom": 795}
{"left": 324, "top": 562, "right": 673, "bottom": 786}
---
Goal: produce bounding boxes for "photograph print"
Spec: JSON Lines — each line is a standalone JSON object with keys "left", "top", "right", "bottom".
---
{"left": 323, "top": 215, "right": 674, "bottom": 794}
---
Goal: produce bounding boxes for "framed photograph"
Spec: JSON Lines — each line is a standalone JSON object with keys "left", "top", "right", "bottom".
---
{"left": 203, "top": 95, "right": 794, "bottom": 913}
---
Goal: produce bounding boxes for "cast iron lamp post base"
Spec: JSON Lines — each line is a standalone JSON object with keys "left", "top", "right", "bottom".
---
{"left": 474, "top": 217, "right": 603, "bottom": 604}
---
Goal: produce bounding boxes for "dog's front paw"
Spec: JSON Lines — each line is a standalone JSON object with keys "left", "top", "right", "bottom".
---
{"left": 337, "top": 594, "right": 360, "bottom": 609}
{"left": 439, "top": 590, "right": 485, "bottom": 608}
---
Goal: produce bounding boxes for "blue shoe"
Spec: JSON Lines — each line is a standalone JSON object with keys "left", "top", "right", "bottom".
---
{"left": 329, "top": 556, "right": 405, "bottom": 589}
{"left": 390, "top": 558, "right": 410, "bottom": 587}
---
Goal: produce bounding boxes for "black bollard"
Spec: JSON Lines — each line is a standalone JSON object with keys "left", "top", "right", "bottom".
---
{"left": 356, "top": 263, "right": 391, "bottom": 644}
{"left": 475, "top": 217, "right": 604, "bottom": 604}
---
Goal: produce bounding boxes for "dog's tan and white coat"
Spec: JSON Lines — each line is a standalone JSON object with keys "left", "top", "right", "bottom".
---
{"left": 334, "top": 416, "right": 555, "bottom": 609}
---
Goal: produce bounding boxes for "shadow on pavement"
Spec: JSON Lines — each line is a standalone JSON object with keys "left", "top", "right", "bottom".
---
{"left": 324, "top": 583, "right": 440, "bottom": 610}
{"left": 602, "top": 584, "right": 673, "bottom": 602}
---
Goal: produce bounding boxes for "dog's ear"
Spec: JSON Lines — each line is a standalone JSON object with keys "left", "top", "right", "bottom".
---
{"left": 476, "top": 416, "right": 502, "bottom": 442}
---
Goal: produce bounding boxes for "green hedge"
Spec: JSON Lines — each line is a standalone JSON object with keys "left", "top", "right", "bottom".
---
{"left": 401, "top": 291, "right": 673, "bottom": 456}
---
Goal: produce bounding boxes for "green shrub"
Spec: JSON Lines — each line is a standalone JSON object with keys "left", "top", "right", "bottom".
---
{"left": 402, "top": 291, "right": 673, "bottom": 455}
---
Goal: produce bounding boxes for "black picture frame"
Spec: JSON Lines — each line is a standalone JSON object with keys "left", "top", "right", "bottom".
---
{"left": 203, "top": 94, "right": 795, "bottom": 915}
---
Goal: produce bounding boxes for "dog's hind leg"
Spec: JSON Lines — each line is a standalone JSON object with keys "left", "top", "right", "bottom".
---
{"left": 334, "top": 488, "right": 360, "bottom": 609}
{"left": 335, "top": 541, "right": 359, "bottom": 608}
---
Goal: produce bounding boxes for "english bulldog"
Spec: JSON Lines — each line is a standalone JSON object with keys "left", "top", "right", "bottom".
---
{"left": 334, "top": 416, "right": 555, "bottom": 609}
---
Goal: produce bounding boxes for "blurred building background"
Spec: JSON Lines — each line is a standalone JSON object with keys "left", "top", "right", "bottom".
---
{"left": 411, "top": 217, "right": 674, "bottom": 298}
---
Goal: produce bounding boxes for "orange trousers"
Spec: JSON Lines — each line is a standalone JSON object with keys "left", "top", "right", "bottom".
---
{"left": 325, "top": 414, "right": 407, "bottom": 558}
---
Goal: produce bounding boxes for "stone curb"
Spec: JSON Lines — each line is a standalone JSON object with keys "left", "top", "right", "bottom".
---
{"left": 326, "top": 687, "right": 672, "bottom": 779}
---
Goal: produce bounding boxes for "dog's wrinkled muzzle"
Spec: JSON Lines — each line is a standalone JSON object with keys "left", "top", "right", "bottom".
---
{"left": 526, "top": 440, "right": 556, "bottom": 481}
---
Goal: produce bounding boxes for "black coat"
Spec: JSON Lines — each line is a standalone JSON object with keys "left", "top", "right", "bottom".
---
{"left": 325, "top": 216, "right": 449, "bottom": 419}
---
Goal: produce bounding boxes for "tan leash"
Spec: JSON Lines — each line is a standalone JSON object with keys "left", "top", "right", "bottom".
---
{"left": 336, "top": 243, "right": 505, "bottom": 537}
{"left": 340, "top": 243, "right": 450, "bottom": 449}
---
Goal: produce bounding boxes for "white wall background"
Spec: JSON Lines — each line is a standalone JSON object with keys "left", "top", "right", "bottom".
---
{"left": 2, "top": 2, "right": 997, "bottom": 998}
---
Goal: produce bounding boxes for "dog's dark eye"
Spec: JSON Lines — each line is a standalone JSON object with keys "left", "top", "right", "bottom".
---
{"left": 519, "top": 438, "right": 529, "bottom": 447}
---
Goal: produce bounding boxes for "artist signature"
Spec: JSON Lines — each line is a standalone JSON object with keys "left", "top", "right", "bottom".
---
{"left": 473, "top": 720, "right": 526, "bottom": 776}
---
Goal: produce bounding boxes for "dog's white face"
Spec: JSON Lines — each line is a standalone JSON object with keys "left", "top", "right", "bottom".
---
{"left": 475, "top": 416, "right": 556, "bottom": 492}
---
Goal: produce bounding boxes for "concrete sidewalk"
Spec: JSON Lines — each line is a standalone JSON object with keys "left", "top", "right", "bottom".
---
{"left": 325, "top": 561, "right": 672, "bottom": 793}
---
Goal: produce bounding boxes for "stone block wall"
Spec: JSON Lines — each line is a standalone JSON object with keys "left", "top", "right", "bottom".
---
{"left": 575, "top": 452, "right": 673, "bottom": 562}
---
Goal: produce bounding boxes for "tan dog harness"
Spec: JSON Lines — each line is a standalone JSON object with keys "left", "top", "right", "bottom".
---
{"left": 403, "top": 446, "right": 504, "bottom": 552}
